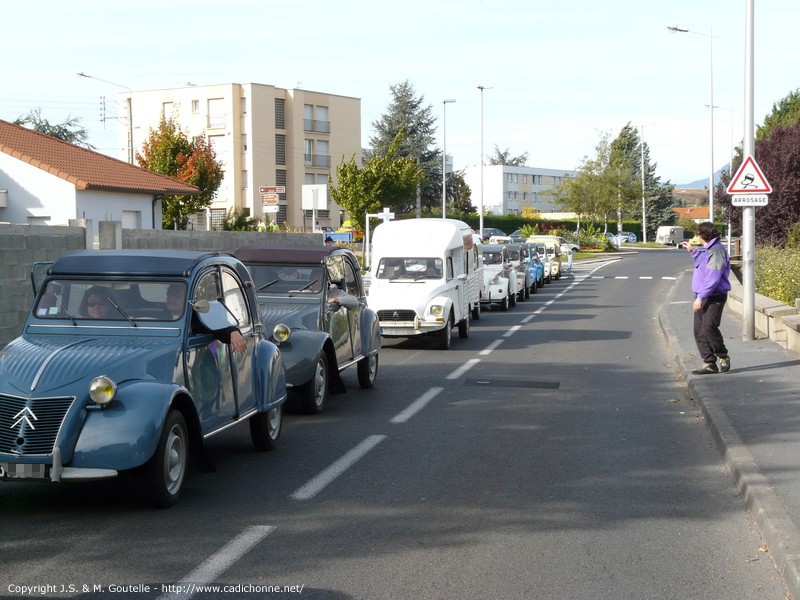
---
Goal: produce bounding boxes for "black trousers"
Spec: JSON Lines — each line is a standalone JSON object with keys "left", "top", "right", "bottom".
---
{"left": 693, "top": 293, "right": 729, "bottom": 364}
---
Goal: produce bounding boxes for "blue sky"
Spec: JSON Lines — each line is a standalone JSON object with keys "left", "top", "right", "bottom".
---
{"left": 2, "top": 0, "right": 797, "bottom": 186}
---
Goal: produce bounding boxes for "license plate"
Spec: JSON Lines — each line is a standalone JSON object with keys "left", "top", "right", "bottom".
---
{"left": 0, "top": 462, "right": 48, "bottom": 480}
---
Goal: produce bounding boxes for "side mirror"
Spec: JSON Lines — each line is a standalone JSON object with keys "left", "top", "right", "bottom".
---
{"left": 457, "top": 273, "right": 467, "bottom": 281}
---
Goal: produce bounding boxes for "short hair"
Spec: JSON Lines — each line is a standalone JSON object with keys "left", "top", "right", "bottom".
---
{"left": 697, "top": 221, "right": 721, "bottom": 242}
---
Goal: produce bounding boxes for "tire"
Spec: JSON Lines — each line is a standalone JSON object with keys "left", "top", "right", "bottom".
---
{"left": 458, "top": 313, "right": 470, "bottom": 339}
{"left": 300, "top": 353, "right": 329, "bottom": 414}
{"left": 250, "top": 404, "right": 283, "bottom": 451}
{"left": 472, "top": 302, "right": 481, "bottom": 320}
{"left": 531, "top": 280, "right": 538, "bottom": 295}
{"left": 438, "top": 315, "right": 452, "bottom": 350}
{"left": 500, "top": 295, "right": 509, "bottom": 311}
{"left": 357, "top": 353, "right": 378, "bottom": 389}
{"left": 509, "top": 288, "right": 516, "bottom": 307}
{"left": 538, "top": 276, "right": 544, "bottom": 289}
{"left": 144, "top": 410, "right": 188, "bottom": 508}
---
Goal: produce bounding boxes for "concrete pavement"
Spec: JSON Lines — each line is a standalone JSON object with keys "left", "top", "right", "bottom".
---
{"left": 660, "top": 268, "right": 800, "bottom": 599}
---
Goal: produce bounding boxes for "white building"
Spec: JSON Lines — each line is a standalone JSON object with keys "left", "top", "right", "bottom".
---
{"left": 463, "top": 165, "right": 576, "bottom": 215}
{"left": 122, "top": 83, "right": 361, "bottom": 231}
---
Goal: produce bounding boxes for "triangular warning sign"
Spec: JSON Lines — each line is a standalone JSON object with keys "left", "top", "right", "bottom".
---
{"left": 727, "top": 155, "right": 772, "bottom": 194}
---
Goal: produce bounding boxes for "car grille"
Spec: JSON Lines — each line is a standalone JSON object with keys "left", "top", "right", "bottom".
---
{"left": 0, "top": 394, "right": 75, "bottom": 455}
{"left": 377, "top": 310, "right": 417, "bottom": 323}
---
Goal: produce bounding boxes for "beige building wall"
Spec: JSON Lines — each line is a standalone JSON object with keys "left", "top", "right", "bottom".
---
{"left": 125, "top": 83, "right": 361, "bottom": 230}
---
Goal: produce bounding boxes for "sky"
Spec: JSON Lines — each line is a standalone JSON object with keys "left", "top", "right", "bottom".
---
{"left": 2, "top": 0, "right": 798, "bottom": 187}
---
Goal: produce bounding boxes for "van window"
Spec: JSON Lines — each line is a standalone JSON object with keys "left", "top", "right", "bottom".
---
{"left": 446, "top": 257, "right": 454, "bottom": 280}
{"left": 376, "top": 257, "right": 442, "bottom": 280}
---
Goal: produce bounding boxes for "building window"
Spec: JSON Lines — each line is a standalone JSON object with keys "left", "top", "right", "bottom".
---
{"left": 276, "top": 169, "right": 287, "bottom": 203}
{"left": 275, "top": 98, "right": 285, "bottom": 129}
{"left": 208, "top": 98, "right": 225, "bottom": 128}
{"left": 162, "top": 102, "right": 174, "bottom": 119}
{"left": 241, "top": 97, "right": 247, "bottom": 115}
{"left": 210, "top": 208, "right": 226, "bottom": 231}
{"left": 523, "top": 174, "right": 528, "bottom": 184}
{"left": 276, "top": 134, "right": 286, "bottom": 165}
{"left": 507, "top": 173, "right": 513, "bottom": 183}
{"left": 304, "top": 139, "right": 313, "bottom": 166}
{"left": 191, "top": 100, "right": 200, "bottom": 113}
{"left": 241, "top": 170, "right": 248, "bottom": 189}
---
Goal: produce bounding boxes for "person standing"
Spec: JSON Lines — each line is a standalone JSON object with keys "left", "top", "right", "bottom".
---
{"left": 682, "top": 221, "right": 731, "bottom": 374}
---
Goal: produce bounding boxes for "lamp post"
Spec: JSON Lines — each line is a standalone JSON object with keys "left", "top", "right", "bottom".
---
{"left": 667, "top": 25, "right": 715, "bottom": 223}
{"left": 442, "top": 99, "right": 456, "bottom": 219}
{"left": 477, "top": 85, "right": 491, "bottom": 239}
{"left": 77, "top": 72, "right": 134, "bottom": 164}
{"left": 640, "top": 124, "right": 647, "bottom": 243}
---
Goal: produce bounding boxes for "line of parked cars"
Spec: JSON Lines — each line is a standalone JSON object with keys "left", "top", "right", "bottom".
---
{"left": 0, "top": 245, "right": 381, "bottom": 507}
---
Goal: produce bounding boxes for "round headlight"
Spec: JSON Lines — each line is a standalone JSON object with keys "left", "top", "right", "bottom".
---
{"left": 89, "top": 376, "right": 116, "bottom": 406}
{"left": 430, "top": 305, "right": 444, "bottom": 317}
{"left": 273, "top": 323, "right": 291, "bottom": 343}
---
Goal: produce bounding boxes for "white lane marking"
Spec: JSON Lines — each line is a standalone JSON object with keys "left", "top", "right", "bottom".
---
{"left": 291, "top": 435, "right": 386, "bottom": 500}
{"left": 640, "top": 276, "right": 653, "bottom": 279}
{"left": 446, "top": 359, "right": 480, "bottom": 380}
{"left": 662, "top": 276, "right": 677, "bottom": 280}
{"left": 521, "top": 315, "right": 534, "bottom": 323}
{"left": 615, "top": 276, "right": 629, "bottom": 279}
{"left": 480, "top": 339, "right": 504, "bottom": 355}
{"left": 157, "top": 525, "right": 276, "bottom": 600}
{"left": 391, "top": 387, "right": 443, "bottom": 422}
{"left": 671, "top": 300, "right": 693, "bottom": 305}
{"left": 503, "top": 325, "right": 522, "bottom": 338}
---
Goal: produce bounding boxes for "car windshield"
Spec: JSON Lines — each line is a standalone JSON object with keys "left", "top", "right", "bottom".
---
{"left": 34, "top": 279, "right": 186, "bottom": 321}
{"left": 482, "top": 252, "right": 503, "bottom": 265}
{"left": 247, "top": 264, "right": 324, "bottom": 295}
{"left": 507, "top": 250, "right": 520, "bottom": 261}
{"left": 376, "top": 257, "right": 443, "bottom": 280}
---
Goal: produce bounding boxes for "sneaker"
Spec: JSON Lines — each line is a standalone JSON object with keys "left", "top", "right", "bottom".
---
{"left": 718, "top": 356, "right": 730, "bottom": 373}
{"left": 692, "top": 362, "right": 719, "bottom": 375}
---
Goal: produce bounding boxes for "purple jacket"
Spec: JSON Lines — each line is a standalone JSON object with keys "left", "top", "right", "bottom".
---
{"left": 691, "top": 237, "right": 731, "bottom": 300}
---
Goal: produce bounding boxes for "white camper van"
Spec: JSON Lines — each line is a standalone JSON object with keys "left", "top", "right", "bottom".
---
{"left": 655, "top": 225, "right": 684, "bottom": 245}
{"left": 367, "top": 219, "right": 483, "bottom": 350}
{"left": 526, "top": 235, "right": 563, "bottom": 279}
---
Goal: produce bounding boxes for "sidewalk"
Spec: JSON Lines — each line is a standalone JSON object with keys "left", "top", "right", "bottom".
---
{"left": 660, "top": 269, "right": 800, "bottom": 599}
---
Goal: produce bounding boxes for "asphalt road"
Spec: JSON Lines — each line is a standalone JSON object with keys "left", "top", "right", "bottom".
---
{"left": 0, "top": 249, "right": 787, "bottom": 599}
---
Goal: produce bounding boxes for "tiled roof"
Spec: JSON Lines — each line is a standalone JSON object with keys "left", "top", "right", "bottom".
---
{"left": 0, "top": 119, "right": 198, "bottom": 195}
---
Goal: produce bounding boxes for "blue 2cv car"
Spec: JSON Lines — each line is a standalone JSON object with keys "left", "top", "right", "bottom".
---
{"left": 0, "top": 250, "right": 286, "bottom": 507}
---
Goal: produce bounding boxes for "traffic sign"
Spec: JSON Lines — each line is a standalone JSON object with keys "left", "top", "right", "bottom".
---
{"left": 259, "top": 186, "right": 286, "bottom": 194}
{"left": 731, "top": 194, "right": 769, "bottom": 207}
{"left": 261, "top": 192, "right": 279, "bottom": 206}
{"left": 727, "top": 156, "right": 772, "bottom": 194}
{"left": 262, "top": 205, "right": 279, "bottom": 213}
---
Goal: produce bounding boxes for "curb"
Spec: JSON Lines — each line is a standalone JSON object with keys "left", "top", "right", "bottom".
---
{"left": 659, "top": 271, "right": 800, "bottom": 599}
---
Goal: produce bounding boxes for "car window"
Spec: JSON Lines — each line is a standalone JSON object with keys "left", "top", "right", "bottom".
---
{"left": 343, "top": 259, "right": 361, "bottom": 297}
{"left": 248, "top": 264, "right": 324, "bottom": 294}
{"left": 482, "top": 252, "right": 502, "bottom": 265}
{"left": 375, "top": 257, "right": 442, "bottom": 279}
{"left": 221, "top": 270, "right": 250, "bottom": 327}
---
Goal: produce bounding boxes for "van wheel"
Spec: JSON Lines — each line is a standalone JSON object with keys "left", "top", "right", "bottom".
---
{"left": 509, "top": 289, "right": 516, "bottom": 307}
{"left": 438, "top": 315, "right": 453, "bottom": 349}
{"left": 458, "top": 314, "right": 469, "bottom": 339}
{"left": 472, "top": 303, "right": 481, "bottom": 320}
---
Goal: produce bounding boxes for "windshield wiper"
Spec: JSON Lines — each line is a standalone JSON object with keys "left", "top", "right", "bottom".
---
{"left": 258, "top": 278, "right": 279, "bottom": 291}
{"left": 107, "top": 297, "right": 137, "bottom": 327}
{"left": 289, "top": 279, "right": 319, "bottom": 297}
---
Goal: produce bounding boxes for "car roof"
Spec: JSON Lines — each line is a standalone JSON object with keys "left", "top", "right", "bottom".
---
{"left": 49, "top": 249, "right": 228, "bottom": 277}
{"left": 235, "top": 243, "right": 339, "bottom": 265}
{"left": 481, "top": 244, "right": 508, "bottom": 252}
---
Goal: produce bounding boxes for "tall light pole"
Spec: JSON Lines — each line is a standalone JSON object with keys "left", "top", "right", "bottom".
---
{"left": 477, "top": 85, "right": 491, "bottom": 239}
{"left": 742, "top": 0, "right": 756, "bottom": 340}
{"left": 77, "top": 71, "right": 134, "bottom": 164}
{"left": 667, "top": 25, "right": 715, "bottom": 223}
{"left": 640, "top": 124, "right": 647, "bottom": 243}
{"left": 442, "top": 99, "right": 456, "bottom": 219}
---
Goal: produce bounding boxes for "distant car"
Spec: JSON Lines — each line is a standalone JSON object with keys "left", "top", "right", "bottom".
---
{"left": 0, "top": 250, "right": 287, "bottom": 507}
{"left": 506, "top": 243, "right": 532, "bottom": 301}
{"left": 481, "top": 227, "right": 506, "bottom": 242}
{"left": 519, "top": 242, "right": 543, "bottom": 292}
{"left": 337, "top": 220, "right": 364, "bottom": 241}
{"left": 480, "top": 244, "right": 518, "bottom": 310}
{"left": 235, "top": 244, "right": 381, "bottom": 414}
{"left": 509, "top": 229, "right": 524, "bottom": 242}
{"left": 601, "top": 232, "right": 620, "bottom": 248}
{"left": 617, "top": 231, "right": 635, "bottom": 243}
{"left": 557, "top": 236, "right": 580, "bottom": 253}
{"left": 488, "top": 235, "right": 513, "bottom": 245}
{"left": 531, "top": 242, "right": 552, "bottom": 284}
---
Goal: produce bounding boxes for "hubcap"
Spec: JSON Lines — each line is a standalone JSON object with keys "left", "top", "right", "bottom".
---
{"left": 164, "top": 425, "right": 186, "bottom": 495}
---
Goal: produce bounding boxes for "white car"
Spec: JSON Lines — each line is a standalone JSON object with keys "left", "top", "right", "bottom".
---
{"left": 557, "top": 236, "right": 580, "bottom": 253}
{"left": 480, "top": 244, "right": 518, "bottom": 311}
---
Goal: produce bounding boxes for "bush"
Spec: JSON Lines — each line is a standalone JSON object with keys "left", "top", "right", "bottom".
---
{"left": 787, "top": 221, "right": 800, "bottom": 250}
{"left": 755, "top": 246, "right": 800, "bottom": 305}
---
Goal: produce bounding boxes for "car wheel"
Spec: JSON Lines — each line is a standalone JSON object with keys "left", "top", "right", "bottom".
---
{"left": 250, "top": 404, "right": 283, "bottom": 451}
{"left": 509, "top": 288, "right": 516, "bottom": 307}
{"left": 472, "top": 302, "right": 481, "bottom": 320}
{"left": 545, "top": 274, "right": 551, "bottom": 284}
{"left": 438, "top": 315, "right": 452, "bottom": 350}
{"left": 524, "top": 283, "right": 530, "bottom": 300}
{"left": 144, "top": 410, "right": 188, "bottom": 508}
{"left": 500, "top": 295, "right": 509, "bottom": 311}
{"left": 357, "top": 354, "right": 378, "bottom": 389}
{"left": 458, "top": 313, "right": 470, "bottom": 339}
{"left": 538, "top": 276, "right": 544, "bottom": 288}
{"left": 301, "top": 353, "right": 329, "bottom": 414}
{"left": 531, "top": 280, "right": 538, "bottom": 294}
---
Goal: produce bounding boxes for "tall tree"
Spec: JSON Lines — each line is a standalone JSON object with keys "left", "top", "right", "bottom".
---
{"left": 368, "top": 81, "right": 438, "bottom": 215}
{"left": 14, "top": 108, "right": 94, "bottom": 149}
{"left": 135, "top": 116, "right": 224, "bottom": 229}
{"left": 756, "top": 88, "right": 800, "bottom": 142}
{"left": 486, "top": 145, "right": 528, "bottom": 166}
{"left": 330, "top": 132, "right": 424, "bottom": 231}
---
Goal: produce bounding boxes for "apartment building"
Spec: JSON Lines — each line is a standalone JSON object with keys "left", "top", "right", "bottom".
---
{"left": 123, "top": 83, "right": 361, "bottom": 230}
{"left": 462, "top": 164, "right": 576, "bottom": 215}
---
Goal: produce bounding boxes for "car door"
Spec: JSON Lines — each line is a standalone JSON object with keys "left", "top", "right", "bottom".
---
{"left": 220, "top": 268, "right": 256, "bottom": 415}
{"left": 343, "top": 256, "right": 364, "bottom": 358}
{"left": 325, "top": 255, "right": 354, "bottom": 365}
{"left": 185, "top": 268, "right": 238, "bottom": 432}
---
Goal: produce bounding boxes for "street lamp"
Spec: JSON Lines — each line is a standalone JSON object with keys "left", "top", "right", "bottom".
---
{"left": 667, "top": 24, "right": 715, "bottom": 223}
{"left": 442, "top": 99, "right": 456, "bottom": 219}
{"left": 477, "top": 85, "right": 491, "bottom": 239}
{"left": 77, "top": 71, "right": 134, "bottom": 164}
{"left": 640, "top": 124, "right": 647, "bottom": 243}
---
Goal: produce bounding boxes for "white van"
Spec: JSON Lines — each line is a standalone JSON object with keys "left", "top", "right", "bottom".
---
{"left": 655, "top": 225, "right": 684, "bottom": 245}
{"left": 367, "top": 219, "right": 483, "bottom": 350}
{"left": 526, "top": 235, "right": 563, "bottom": 279}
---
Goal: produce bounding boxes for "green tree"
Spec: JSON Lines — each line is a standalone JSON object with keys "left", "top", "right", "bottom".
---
{"left": 135, "top": 116, "right": 224, "bottom": 229}
{"left": 330, "top": 133, "right": 424, "bottom": 231}
{"left": 14, "top": 108, "right": 94, "bottom": 149}
{"left": 757, "top": 88, "right": 800, "bottom": 142}
{"left": 448, "top": 171, "right": 476, "bottom": 215}
{"left": 486, "top": 145, "right": 528, "bottom": 166}
{"left": 368, "top": 81, "right": 438, "bottom": 215}
{"left": 222, "top": 207, "right": 259, "bottom": 231}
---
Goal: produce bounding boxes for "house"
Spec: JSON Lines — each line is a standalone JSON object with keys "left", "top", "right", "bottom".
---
{"left": 462, "top": 164, "right": 577, "bottom": 215}
{"left": 122, "top": 83, "right": 361, "bottom": 231}
{"left": 0, "top": 119, "right": 198, "bottom": 246}
{"left": 673, "top": 206, "right": 710, "bottom": 223}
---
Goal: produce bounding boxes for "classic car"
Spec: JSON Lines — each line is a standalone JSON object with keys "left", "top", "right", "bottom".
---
{"left": 480, "top": 244, "right": 518, "bottom": 311}
{"left": 234, "top": 244, "right": 381, "bottom": 414}
{"left": 517, "top": 242, "right": 541, "bottom": 294}
{"left": 0, "top": 250, "right": 287, "bottom": 507}
{"left": 531, "top": 242, "right": 552, "bottom": 284}
{"left": 506, "top": 243, "right": 532, "bottom": 301}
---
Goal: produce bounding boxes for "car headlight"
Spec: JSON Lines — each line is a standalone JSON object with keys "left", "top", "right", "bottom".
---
{"left": 89, "top": 376, "right": 116, "bottom": 406}
{"left": 273, "top": 323, "right": 291, "bottom": 343}
{"left": 430, "top": 305, "right": 444, "bottom": 317}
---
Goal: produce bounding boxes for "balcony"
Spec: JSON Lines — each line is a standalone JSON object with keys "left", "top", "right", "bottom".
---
{"left": 304, "top": 154, "right": 331, "bottom": 168}
{"left": 303, "top": 119, "right": 330, "bottom": 134}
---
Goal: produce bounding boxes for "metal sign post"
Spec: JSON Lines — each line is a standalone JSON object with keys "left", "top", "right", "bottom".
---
{"left": 364, "top": 208, "right": 395, "bottom": 269}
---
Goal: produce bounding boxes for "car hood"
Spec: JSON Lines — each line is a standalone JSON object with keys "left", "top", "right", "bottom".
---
{"left": 0, "top": 334, "right": 180, "bottom": 396}
{"left": 367, "top": 279, "right": 450, "bottom": 311}
{"left": 258, "top": 299, "right": 321, "bottom": 332}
